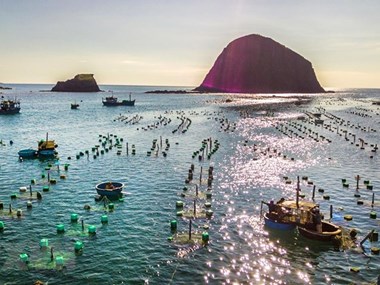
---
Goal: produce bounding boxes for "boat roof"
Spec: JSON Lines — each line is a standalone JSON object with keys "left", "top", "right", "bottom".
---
{"left": 278, "top": 200, "right": 317, "bottom": 210}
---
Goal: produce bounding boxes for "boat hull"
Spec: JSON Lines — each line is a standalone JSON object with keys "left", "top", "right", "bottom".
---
{"left": 264, "top": 213, "right": 296, "bottom": 230}
{"left": 95, "top": 182, "right": 124, "bottom": 198}
{"left": 18, "top": 149, "right": 37, "bottom": 158}
{"left": 38, "top": 149, "right": 56, "bottom": 157}
{"left": 102, "top": 100, "right": 135, "bottom": 106}
{"left": 298, "top": 221, "right": 341, "bottom": 242}
{"left": 0, "top": 108, "right": 20, "bottom": 115}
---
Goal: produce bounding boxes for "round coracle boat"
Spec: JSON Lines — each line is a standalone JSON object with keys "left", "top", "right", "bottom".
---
{"left": 95, "top": 181, "right": 124, "bottom": 198}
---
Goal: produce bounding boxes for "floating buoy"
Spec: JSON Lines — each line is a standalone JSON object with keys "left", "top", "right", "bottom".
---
{"left": 55, "top": 256, "right": 64, "bottom": 266}
{"left": 367, "top": 185, "right": 373, "bottom": 190}
{"left": 19, "top": 253, "right": 29, "bottom": 263}
{"left": 323, "top": 195, "right": 330, "bottom": 200}
{"left": 371, "top": 247, "right": 380, "bottom": 255}
{"left": 354, "top": 193, "right": 361, "bottom": 198}
{"left": 108, "top": 203, "right": 114, "bottom": 211}
{"left": 299, "top": 193, "right": 305, "bottom": 198}
{"left": 10, "top": 193, "right": 17, "bottom": 199}
{"left": 205, "top": 202, "right": 212, "bottom": 208}
{"left": 74, "top": 241, "right": 83, "bottom": 252}
{"left": 341, "top": 179, "right": 346, "bottom": 183}
{"left": 206, "top": 210, "right": 213, "bottom": 217}
{"left": 17, "top": 209, "right": 22, "bottom": 217}
{"left": 357, "top": 200, "right": 364, "bottom": 205}
{"left": 318, "top": 188, "right": 325, "bottom": 193}
{"left": 206, "top": 192, "right": 212, "bottom": 199}
{"left": 101, "top": 215, "right": 108, "bottom": 224}
{"left": 176, "top": 201, "right": 184, "bottom": 208}
{"left": 64, "top": 164, "right": 69, "bottom": 171}
{"left": 50, "top": 179, "right": 57, "bottom": 184}
{"left": 170, "top": 220, "right": 177, "bottom": 231}
{"left": 39, "top": 238, "right": 49, "bottom": 248}
{"left": 19, "top": 187, "right": 27, "bottom": 192}
{"left": 343, "top": 183, "right": 349, "bottom": 188}
{"left": 370, "top": 211, "right": 377, "bottom": 219}
{"left": 56, "top": 224, "right": 65, "bottom": 233}
{"left": 183, "top": 187, "right": 188, "bottom": 191}
{"left": 176, "top": 211, "right": 183, "bottom": 216}
{"left": 42, "top": 186, "right": 49, "bottom": 192}
{"left": 0, "top": 221, "right": 4, "bottom": 231}
{"left": 60, "top": 175, "right": 66, "bottom": 179}
{"left": 202, "top": 232, "right": 209, "bottom": 243}
{"left": 364, "top": 180, "right": 370, "bottom": 185}
{"left": 31, "top": 179, "right": 36, "bottom": 184}
{"left": 344, "top": 215, "right": 353, "bottom": 221}
{"left": 84, "top": 204, "right": 91, "bottom": 210}
{"left": 71, "top": 213, "right": 78, "bottom": 223}
{"left": 88, "top": 225, "right": 96, "bottom": 235}
{"left": 118, "top": 198, "right": 124, "bottom": 202}
{"left": 350, "top": 267, "right": 360, "bottom": 273}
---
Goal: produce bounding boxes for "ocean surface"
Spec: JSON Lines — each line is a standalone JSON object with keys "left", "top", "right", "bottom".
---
{"left": 0, "top": 84, "right": 379, "bottom": 285}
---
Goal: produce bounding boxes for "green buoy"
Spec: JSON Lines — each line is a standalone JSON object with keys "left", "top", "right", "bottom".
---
{"left": 39, "top": 238, "right": 49, "bottom": 248}
{"left": 74, "top": 241, "right": 84, "bottom": 252}
{"left": 170, "top": 220, "right": 177, "bottom": 231}
{"left": 88, "top": 225, "right": 96, "bottom": 235}
{"left": 101, "top": 215, "right": 108, "bottom": 224}
{"left": 56, "top": 224, "right": 65, "bottom": 233}
{"left": 71, "top": 213, "right": 78, "bottom": 223}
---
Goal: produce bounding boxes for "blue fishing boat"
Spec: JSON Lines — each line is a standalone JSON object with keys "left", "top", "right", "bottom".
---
{"left": 95, "top": 181, "right": 124, "bottom": 198}
{"left": 264, "top": 213, "right": 296, "bottom": 230}
{"left": 18, "top": 148, "right": 38, "bottom": 159}
{"left": 262, "top": 200, "right": 318, "bottom": 231}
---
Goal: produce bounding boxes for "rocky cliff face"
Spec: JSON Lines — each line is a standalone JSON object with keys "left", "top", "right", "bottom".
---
{"left": 51, "top": 74, "right": 100, "bottom": 92}
{"left": 195, "top": 34, "right": 325, "bottom": 93}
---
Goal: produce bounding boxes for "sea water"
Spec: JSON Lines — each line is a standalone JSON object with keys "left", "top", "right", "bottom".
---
{"left": 0, "top": 85, "right": 379, "bottom": 284}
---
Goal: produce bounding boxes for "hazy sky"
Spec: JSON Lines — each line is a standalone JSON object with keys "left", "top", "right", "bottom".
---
{"left": 1, "top": 0, "right": 379, "bottom": 88}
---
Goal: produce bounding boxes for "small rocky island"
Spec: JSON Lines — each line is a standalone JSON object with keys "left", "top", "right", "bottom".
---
{"left": 195, "top": 34, "right": 325, "bottom": 94}
{"left": 51, "top": 74, "right": 101, "bottom": 92}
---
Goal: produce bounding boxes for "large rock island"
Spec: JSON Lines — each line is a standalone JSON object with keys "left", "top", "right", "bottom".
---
{"left": 51, "top": 74, "right": 101, "bottom": 92}
{"left": 195, "top": 34, "right": 325, "bottom": 94}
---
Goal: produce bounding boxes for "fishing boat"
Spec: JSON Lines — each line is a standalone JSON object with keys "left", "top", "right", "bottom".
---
{"left": 18, "top": 148, "right": 38, "bottom": 159}
{"left": 261, "top": 200, "right": 318, "bottom": 231}
{"left": 71, "top": 102, "right": 79, "bottom": 109}
{"left": 95, "top": 181, "right": 124, "bottom": 198}
{"left": 0, "top": 97, "right": 20, "bottom": 114}
{"left": 298, "top": 221, "right": 342, "bottom": 242}
{"left": 263, "top": 212, "right": 296, "bottom": 230}
{"left": 102, "top": 93, "right": 135, "bottom": 106}
{"left": 37, "top": 133, "right": 58, "bottom": 157}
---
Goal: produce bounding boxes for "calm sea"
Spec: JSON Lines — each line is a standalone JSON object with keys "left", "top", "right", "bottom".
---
{"left": 0, "top": 84, "right": 379, "bottom": 285}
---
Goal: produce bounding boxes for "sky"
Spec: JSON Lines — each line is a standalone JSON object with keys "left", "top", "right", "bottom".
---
{"left": 0, "top": 0, "right": 379, "bottom": 88}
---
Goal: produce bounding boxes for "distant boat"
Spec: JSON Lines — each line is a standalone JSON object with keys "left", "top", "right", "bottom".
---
{"left": 102, "top": 93, "right": 135, "bottom": 106}
{"left": 95, "top": 181, "right": 124, "bottom": 198}
{"left": 0, "top": 97, "right": 20, "bottom": 115}
{"left": 298, "top": 221, "right": 342, "bottom": 242}
{"left": 71, "top": 102, "right": 79, "bottom": 109}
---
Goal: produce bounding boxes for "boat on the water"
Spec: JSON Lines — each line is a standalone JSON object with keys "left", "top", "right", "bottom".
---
{"left": 0, "top": 97, "right": 20, "bottom": 114}
{"left": 262, "top": 199, "right": 319, "bottom": 231}
{"left": 263, "top": 212, "right": 296, "bottom": 230}
{"left": 18, "top": 148, "right": 38, "bottom": 159}
{"left": 95, "top": 181, "right": 124, "bottom": 198}
{"left": 102, "top": 93, "right": 135, "bottom": 106}
{"left": 37, "top": 134, "right": 58, "bottom": 157}
{"left": 298, "top": 221, "right": 342, "bottom": 242}
{"left": 18, "top": 133, "right": 58, "bottom": 159}
{"left": 71, "top": 102, "right": 79, "bottom": 109}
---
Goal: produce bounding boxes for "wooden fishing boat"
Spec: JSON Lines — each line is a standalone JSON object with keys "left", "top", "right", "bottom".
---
{"left": 298, "top": 221, "right": 342, "bottom": 242}
{"left": 0, "top": 97, "right": 20, "bottom": 114}
{"left": 261, "top": 200, "right": 318, "bottom": 231}
{"left": 102, "top": 93, "right": 135, "bottom": 106}
{"left": 95, "top": 181, "right": 124, "bottom": 198}
{"left": 263, "top": 212, "right": 296, "bottom": 230}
